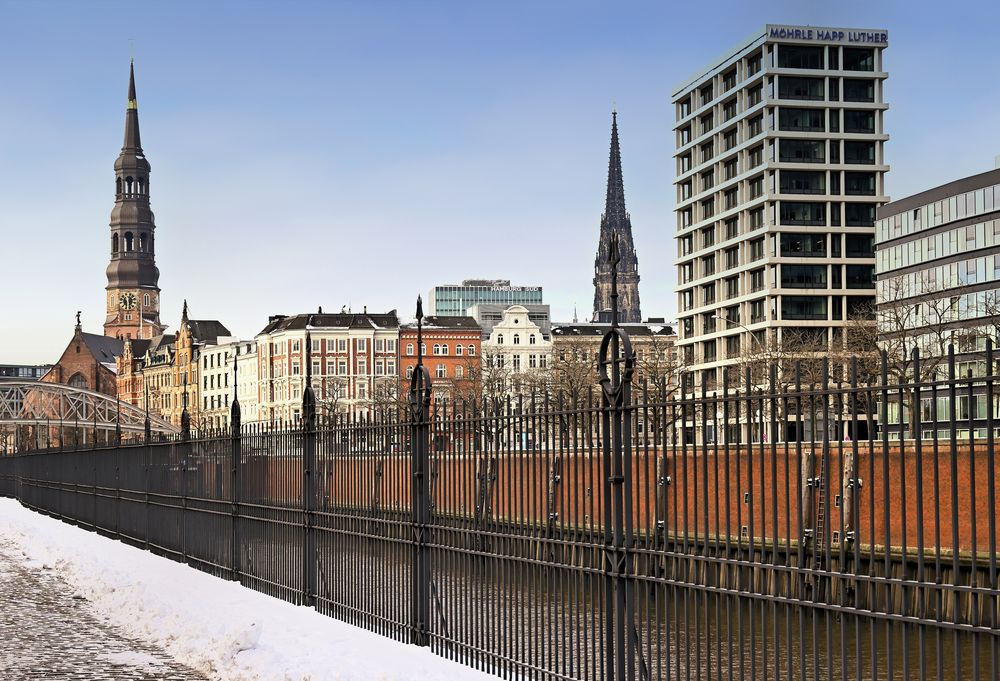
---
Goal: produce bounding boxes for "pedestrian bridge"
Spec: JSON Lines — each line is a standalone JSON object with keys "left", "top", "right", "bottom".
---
{"left": 0, "top": 381, "right": 178, "bottom": 453}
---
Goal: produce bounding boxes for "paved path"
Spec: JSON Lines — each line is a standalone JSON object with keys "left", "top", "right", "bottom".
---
{"left": 0, "top": 539, "right": 208, "bottom": 681}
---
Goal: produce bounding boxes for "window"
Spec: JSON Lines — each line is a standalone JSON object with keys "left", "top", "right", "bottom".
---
{"left": 844, "top": 110, "right": 875, "bottom": 133}
{"left": 725, "top": 247, "right": 739, "bottom": 269}
{"left": 702, "top": 226, "right": 716, "bottom": 248}
{"left": 723, "top": 128, "right": 737, "bottom": 150}
{"left": 375, "top": 359, "right": 384, "bottom": 375}
{"left": 724, "top": 188, "right": 738, "bottom": 210}
{"left": 778, "top": 107, "right": 824, "bottom": 132}
{"left": 326, "top": 339, "right": 336, "bottom": 352}
{"left": 726, "top": 335, "right": 741, "bottom": 358}
{"left": 844, "top": 141, "right": 876, "bottom": 165}
{"left": 749, "top": 207, "right": 764, "bottom": 230}
{"left": 723, "top": 100, "right": 737, "bottom": 122}
{"left": 845, "top": 203, "right": 875, "bottom": 226}
{"left": 781, "top": 264, "right": 827, "bottom": 288}
{"left": 701, "top": 142, "right": 714, "bottom": 163}
{"left": 725, "top": 218, "right": 739, "bottom": 240}
{"left": 748, "top": 86, "right": 763, "bottom": 108}
{"left": 406, "top": 343, "right": 414, "bottom": 356}
{"left": 778, "top": 76, "right": 824, "bottom": 100}
{"left": 701, "top": 170, "right": 715, "bottom": 191}
{"left": 843, "top": 48, "right": 874, "bottom": 71}
{"left": 781, "top": 296, "right": 827, "bottom": 320}
{"left": 781, "top": 233, "right": 826, "bottom": 257}
{"left": 723, "top": 69, "right": 737, "bottom": 91}
{"left": 357, "top": 339, "right": 367, "bottom": 351}
{"left": 338, "top": 360, "right": 347, "bottom": 375}
{"left": 455, "top": 365, "right": 464, "bottom": 378}
{"left": 436, "top": 364, "right": 446, "bottom": 378}
{"left": 357, "top": 358, "right": 367, "bottom": 374}
{"left": 778, "top": 45, "right": 823, "bottom": 69}
{"left": 779, "top": 139, "right": 825, "bottom": 163}
{"left": 326, "top": 360, "right": 335, "bottom": 375}
{"left": 702, "top": 198, "right": 715, "bottom": 219}
{"left": 701, "top": 254, "right": 716, "bottom": 277}
{"left": 513, "top": 334, "right": 520, "bottom": 345}
{"left": 468, "top": 345, "right": 476, "bottom": 356}
{"left": 700, "top": 84, "right": 713, "bottom": 106}
{"left": 749, "top": 238, "right": 765, "bottom": 261}
{"left": 386, "top": 340, "right": 396, "bottom": 353}
{"left": 726, "top": 276, "right": 739, "bottom": 298}
{"left": 703, "top": 283, "right": 716, "bottom": 305}
{"left": 748, "top": 145, "right": 763, "bottom": 167}
{"left": 292, "top": 361, "right": 301, "bottom": 376}
{"left": 497, "top": 334, "right": 504, "bottom": 345}
{"left": 681, "top": 234, "right": 694, "bottom": 255}
{"left": 456, "top": 344, "right": 463, "bottom": 356}
{"left": 843, "top": 79, "right": 874, "bottom": 102}
{"left": 750, "top": 269, "right": 765, "bottom": 292}
{"left": 846, "top": 233, "right": 874, "bottom": 257}
{"left": 512, "top": 355, "right": 521, "bottom": 372}
{"left": 780, "top": 170, "right": 824, "bottom": 194}
{"left": 724, "top": 158, "right": 739, "bottom": 181}
{"left": 703, "top": 340, "right": 717, "bottom": 363}
{"left": 845, "top": 172, "right": 876, "bottom": 195}
{"left": 846, "top": 265, "right": 874, "bottom": 288}
{"left": 358, "top": 383, "right": 367, "bottom": 400}
{"left": 780, "top": 202, "right": 826, "bottom": 226}
{"left": 338, "top": 339, "right": 347, "bottom": 352}
{"left": 375, "top": 338, "right": 384, "bottom": 352}
{"left": 748, "top": 176, "right": 764, "bottom": 199}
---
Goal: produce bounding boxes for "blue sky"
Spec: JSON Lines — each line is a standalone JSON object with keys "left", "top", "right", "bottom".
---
{"left": 2, "top": 0, "right": 999, "bottom": 363}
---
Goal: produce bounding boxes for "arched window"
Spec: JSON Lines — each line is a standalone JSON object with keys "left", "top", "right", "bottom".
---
{"left": 406, "top": 343, "right": 414, "bottom": 356}
{"left": 513, "top": 334, "right": 520, "bottom": 345}
{"left": 125, "top": 176, "right": 134, "bottom": 195}
{"left": 497, "top": 334, "right": 504, "bottom": 345}
{"left": 139, "top": 233, "right": 147, "bottom": 251}
{"left": 432, "top": 344, "right": 440, "bottom": 355}
{"left": 529, "top": 335, "right": 536, "bottom": 345}
{"left": 116, "top": 177, "right": 122, "bottom": 196}
{"left": 436, "top": 364, "right": 446, "bottom": 379}
{"left": 468, "top": 345, "right": 476, "bottom": 356}
{"left": 138, "top": 178, "right": 146, "bottom": 194}
{"left": 68, "top": 373, "right": 87, "bottom": 389}
{"left": 149, "top": 234, "right": 154, "bottom": 253}
{"left": 456, "top": 344, "right": 463, "bottom": 356}
{"left": 143, "top": 293, "right": 150, "bottom": 308}
{"left": 406, "top": 366, "right": 414, "bottom": 379}
{"left": 455, "top": 365, "right": 464, "bottom": 379}
{"left": 124, "top": 232, "right": 134, "bottom": 251}
{"left": 112, "top": 234, "right": 119, "bottom": 253}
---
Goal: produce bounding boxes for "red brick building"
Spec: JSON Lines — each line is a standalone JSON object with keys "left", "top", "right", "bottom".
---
{"left": 399, "top": 316, "right": 482, "bottom": 405}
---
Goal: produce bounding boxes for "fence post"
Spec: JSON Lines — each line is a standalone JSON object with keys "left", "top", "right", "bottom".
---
{"left": 302, "top": 332, "right": 317, "bottom": 607}
{"left": 597, "top": 233, "right": 639, "bottom": 681}
{"left": 144, "top": 400, "right": 151, "bottom": 552}
{"left": 408, "top": 296, "right": 433, "bottom": 647}
{"left": 231, "top": 363, "right": 242, "bottom": 582}
{"left": 181, "top": 379, "right": 191, "bottom": 564}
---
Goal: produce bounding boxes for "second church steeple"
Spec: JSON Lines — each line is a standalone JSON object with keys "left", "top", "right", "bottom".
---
{"left": 593, "top": 111, "right": 642, "bottom": 323}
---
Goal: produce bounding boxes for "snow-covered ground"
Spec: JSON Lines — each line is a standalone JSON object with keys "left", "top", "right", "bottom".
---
{"left": 0, "top": 498, "right": 499, "bottom": 681}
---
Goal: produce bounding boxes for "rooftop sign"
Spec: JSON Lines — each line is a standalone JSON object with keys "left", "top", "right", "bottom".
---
{"left": 766, "top": 24, "right": 888, "bottom": 46}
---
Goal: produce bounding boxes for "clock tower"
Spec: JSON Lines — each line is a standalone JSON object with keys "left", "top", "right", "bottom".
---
{"left": 105, "top": 61, "right": 163, "bottom": 340}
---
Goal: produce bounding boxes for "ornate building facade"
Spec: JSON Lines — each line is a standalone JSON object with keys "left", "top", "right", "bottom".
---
{"left": 593, "top": 111, "right": 642, "bottom": 324}
{"left": 105, "top": 61, "right": 164, "bottom": 341}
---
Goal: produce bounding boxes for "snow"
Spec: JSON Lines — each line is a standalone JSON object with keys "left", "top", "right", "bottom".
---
{"left": 0, "top": 499, "right": 499, "bottom": 681}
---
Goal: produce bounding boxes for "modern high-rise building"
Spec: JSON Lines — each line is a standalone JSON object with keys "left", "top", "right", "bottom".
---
{"left": 105, "top": 61, "right": 164, "bottom": 341}
{"left": 673, "top": 25, "right": 888, "bottom": 388}
{"left": 593, "top": 112, "right": 642, "bottom": 323}
{"left": 427, "top": 280, "right": 543, "bottom": 317}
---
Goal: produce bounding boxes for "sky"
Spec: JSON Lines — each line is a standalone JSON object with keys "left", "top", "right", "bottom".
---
{"left": 2, "top": 0, "right": 1000, "bottom": 364}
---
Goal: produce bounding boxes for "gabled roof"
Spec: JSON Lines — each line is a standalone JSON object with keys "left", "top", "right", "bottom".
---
{"left": 402, "top": 316, "right": 481, "bottom": 331}
{"left": 80, "top": 333, "right": 125, "bottom": 364}
{"left": 187, "top": 320, "right": 231, "bottom": 345}
{"left": 258, "top": 310, "right": 400, "bottom": 335}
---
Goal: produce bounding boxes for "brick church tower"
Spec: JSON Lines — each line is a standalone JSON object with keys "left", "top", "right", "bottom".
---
{"left": 592, "top": 111, "right": 642, "bottom": 323}
{"left": 104, "top": 61, "right": 164, "bottom": 340}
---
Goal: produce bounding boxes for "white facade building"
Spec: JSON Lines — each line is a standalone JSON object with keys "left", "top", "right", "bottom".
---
{"left": 673, "top": 25, "right": 889, "bottom": 389}
{"left": 481, "top": 306, "right": 552, "bottom": 390}
{"left": 200, "top": 337, "right": 258, "bottom": 430}
{"left": 256, "top": 310, "right": 399, "bottom": 423}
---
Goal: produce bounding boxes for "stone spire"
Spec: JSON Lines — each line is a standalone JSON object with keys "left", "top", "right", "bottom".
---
{"left": 105, "top": 60, "right": 163, "bottom": 341}
{"left": 592, "top": 111, "right": 641, "bottom": 324}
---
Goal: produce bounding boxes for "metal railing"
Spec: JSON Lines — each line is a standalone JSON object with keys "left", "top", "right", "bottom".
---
{"left": 2, "top": 255, "right": 999, "bottom": 680}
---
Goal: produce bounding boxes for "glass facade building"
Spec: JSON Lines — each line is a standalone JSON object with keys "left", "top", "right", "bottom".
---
{"left": 427, "top": 280, "right": 543, "bottom": 317}
{"left": 673, "top": 25, "right": 888, "bottom": 388}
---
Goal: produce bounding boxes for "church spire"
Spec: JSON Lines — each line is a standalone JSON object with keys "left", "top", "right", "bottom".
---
{"left": 592, "top": 110, "right": 642, "bottom": 324}
{"left": 123, "top": 60, "right": 142, "bottom": 153}
{"left": 604, "top": 110, "right": 627, "bottom": 227}
{"left": 105, "top": 60, "right": 162, "bottom": 341}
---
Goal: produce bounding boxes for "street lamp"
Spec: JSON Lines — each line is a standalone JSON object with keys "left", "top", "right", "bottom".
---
{"left": 712, "top": 314, "right": 766, "bottom": 354}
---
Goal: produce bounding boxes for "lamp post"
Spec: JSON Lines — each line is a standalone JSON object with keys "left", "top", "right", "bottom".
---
{"left": 712, "top": 314, "right": 766, "bottom": 354}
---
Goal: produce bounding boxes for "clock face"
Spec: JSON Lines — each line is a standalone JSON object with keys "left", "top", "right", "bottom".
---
{"left": 119, "top": 292, "right": 137, "bottom": 310}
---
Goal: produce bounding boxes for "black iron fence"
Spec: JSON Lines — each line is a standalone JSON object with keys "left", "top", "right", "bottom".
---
{"left": 2, "top": 304, "right": 1000, "bottom": 678}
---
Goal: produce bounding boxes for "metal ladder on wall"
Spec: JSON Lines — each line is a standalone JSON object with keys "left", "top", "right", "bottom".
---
{"left": 812, "top": 475, "right": 825, "bottom": 571}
